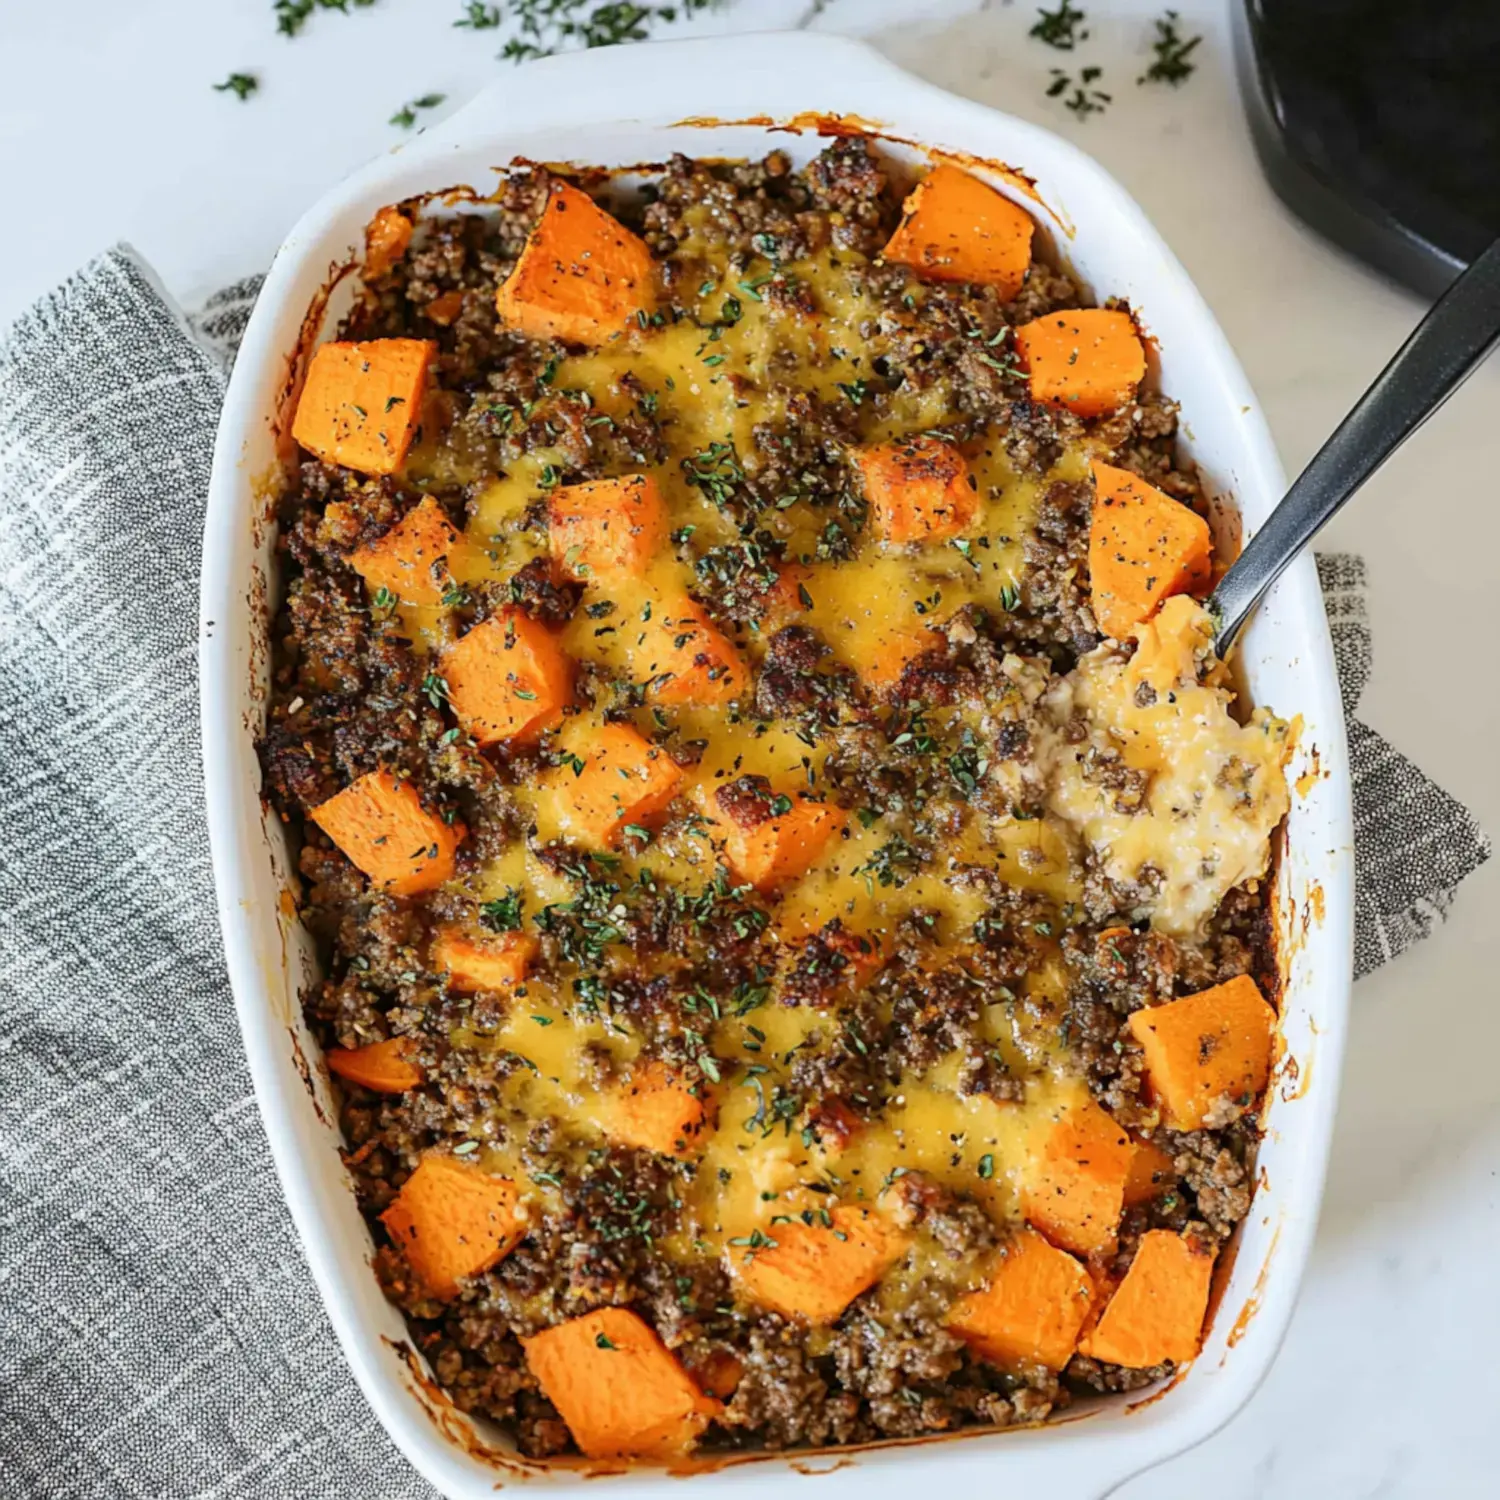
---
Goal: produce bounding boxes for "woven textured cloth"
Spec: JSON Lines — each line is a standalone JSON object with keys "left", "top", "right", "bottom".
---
{"left": 0, "top": 250, "right": 433, "bottom": 1500}
{"left": 0, "top": 247, "right": 1489, "bottom": 1498}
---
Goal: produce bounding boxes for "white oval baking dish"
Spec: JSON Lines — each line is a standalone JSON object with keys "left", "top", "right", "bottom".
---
{"left": 199, "top": 31, "right": 1353, "bottom": 1500}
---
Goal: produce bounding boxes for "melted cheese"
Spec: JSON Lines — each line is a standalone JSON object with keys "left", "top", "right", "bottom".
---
{"left": 1043, "top": 596, "right": 1291, "bottom": 936}
{"left": 377, "top": 219, "right": 1287, "bottom": 1305}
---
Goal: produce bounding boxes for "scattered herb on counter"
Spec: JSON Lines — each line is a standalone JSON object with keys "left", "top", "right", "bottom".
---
{"left": 274, "top": 0, "right": 375, "bottom": 40}
{"left": 213, "top": 73, "right": 259, "bottom": 101}
{"left": 501, "top": 0, "right": 717, "bottom": 62}
{"left": 1047, "top": 65, "right": 1112, "bottom": 119}
{"left": 454, "top": 1, "right": 502, "bottom": 27}
{"left": 228, "top": 1, "right": 720, "bottom": 113}
{"left": 1030, "top": 1, "right": 1089, "bottom": 50}
{"left": 390, "top": 93, "right": 447, "bottom": 129}
{"left": 1140, "top": 10, "right": 1202, "bottom": 86}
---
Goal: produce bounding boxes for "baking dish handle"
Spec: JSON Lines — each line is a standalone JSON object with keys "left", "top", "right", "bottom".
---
{"left": 409, "top": 31, "right": 924, "bottom": 158}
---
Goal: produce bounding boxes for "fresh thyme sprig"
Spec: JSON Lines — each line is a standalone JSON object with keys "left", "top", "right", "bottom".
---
{"left": 213, "top": 73, "right": 259, "bottom": 101}
{"left": 390, "top": 93, "right": 447, "bottom": 130}
{"left": 1030, "top": 1, "right": 1089, "bottom": 51}
{"left": 223, "top": 1, "right": 721, "bottom": 118}
{"left": 1139, "top": 10, "right": 1202, "bottom": 86}
{"left": 454, "top": 1, "right": 502, "bottom": 27}
{"left": 274, "top": 0, "right": 376, "bottom": 40}
{"left": 500, "top": 1, "right": 717, "bottom": 63}
{"left": 1047, "top": 66, "right": 1112, "bottom": 120}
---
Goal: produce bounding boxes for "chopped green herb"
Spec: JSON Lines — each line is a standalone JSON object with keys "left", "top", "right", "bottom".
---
{"left": 274, "top": 0, "right": 377, "bottom": 40}
{"left": 480, "top": 889, "right": 525, "bottom": 933}
{"left": 852, "top": 835, "right": 921, "bottom": 894}
{"left": 1030, "top": 1, "right": 1089, "bottom": 49}
{"left": 1140, "top": 10, "right": 1201, "bottom": 86}
{"left": 213, "top": 73, "right": 258, "bottom": 101}
{"left": 1048, "top": 66, "right": 1111, "bottom": 118}
{"left": 681, "top": 439, "right": 744, "bottom": 510}
{"left": 390, "top": 93, "right": 446, "bottom": 130}
{"left": 454, "top": 1, "right": 501, "bottom": 28}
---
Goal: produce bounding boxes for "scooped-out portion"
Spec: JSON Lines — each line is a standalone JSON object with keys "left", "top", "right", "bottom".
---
{"left": 259, "top": 137, "right": 1289, "bottom": 1461}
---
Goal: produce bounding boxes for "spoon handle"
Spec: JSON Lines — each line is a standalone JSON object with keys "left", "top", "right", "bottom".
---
{"left": 1210, "top": 236, "right": 1500, "bottom": 654}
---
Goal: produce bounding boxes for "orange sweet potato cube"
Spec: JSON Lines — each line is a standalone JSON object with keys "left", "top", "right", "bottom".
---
{"left": 347, "top": 496, "right": 459, "bottom": 606}
{"left": 760, "top": 563, "right": 815, "bottom": 630}
{"left": 310, "top": 769, "right": 460, "bottom": 896}
{"left": 1127, "top": 975, "right": 1277, "bottom": 1130}
{"left": 607, "top": 1060, "right": 709, "bottom": 1158}
{"left": 1077, "top": 1230, "right": 1215, "bottom": 1368}
{"left": 712, "top": 781, "right": 846, "bottom": 894}
{"left": 1022, "top": 1098, "right": 1135, "bottom": 1259}
{"left": 1123, "top": 1138, "right": 1177, "bottom": 1207}
{"left": 292, "top": 338, "right": 434, "bottom": 476}
{"left": 638, "top": 597, "right": 748, "bottom": 707}
{"left": 554, "top": 722, "right": 684, "bottom": 849}
{"left": 523, "top": 1307, "right": 720, "bottom": 1458}
{"left": 549, "top": 474, "right": 667, "bottom": 582}
{"left": 443, "top": 607, "right": 574, "bottom": 746}
{"left": 854, "top": 436, "right": 978, "bottom": 544}
{"left": 861, "top": 623, "right": 942, "bottom": 698}
{"left": 882, "top": 164, "right": 1036, "bottom": 299}
{"left": 1123, "top": 1137, "right": 1177, "bottom": 1207}
{"left": 1089, "top": 461, "right": 1212, "bottom": 641}
{"left": 496, "top": 180, "right": 656, "bottom": 347}
{"left": 432, "top": 926, "right": 537, "bottom": 993}
{"left": 947, "top": 1229, "right": 1096, "bottom": 1372}
{"left": 1015, "top": 309, "right": 1147, "bottom": 419}
{"left": 380, "top": 1153, "right": 527, "bottom": 1299}
{"left": 731, "top": 1205, "right": 908, "bottom": 1326}
{"left": 326, "top": 1037, "right": 423, "bottom": 1094}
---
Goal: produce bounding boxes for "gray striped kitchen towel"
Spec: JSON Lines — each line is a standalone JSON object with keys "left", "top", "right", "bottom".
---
{"left": 0, "top": 246, "right": 1489, "bottom": 1499}
{"left": 0, "top": 249, "right": 434, "bottom": 1500}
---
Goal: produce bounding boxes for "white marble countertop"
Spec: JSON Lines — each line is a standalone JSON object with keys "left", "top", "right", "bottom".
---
{"left": 4, "top": 2, "right": 1495, "bottom": 1495}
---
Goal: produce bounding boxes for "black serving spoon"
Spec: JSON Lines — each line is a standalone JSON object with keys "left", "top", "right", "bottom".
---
{"left": 1210, "top": 236, "right": 1500, "bottom": 655}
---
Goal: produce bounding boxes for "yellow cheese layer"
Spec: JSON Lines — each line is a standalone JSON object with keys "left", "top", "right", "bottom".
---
{"left": 363, "top": 216, "right": 1286, "bottom": 1311}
